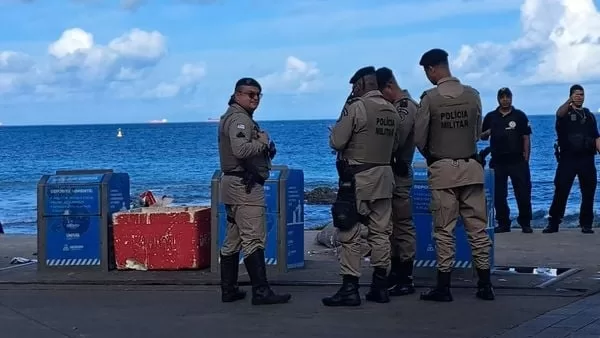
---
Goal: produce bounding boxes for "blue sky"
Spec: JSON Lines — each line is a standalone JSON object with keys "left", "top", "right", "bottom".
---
{"left": 1, "top": 0, "right": 599, "bottom": 125}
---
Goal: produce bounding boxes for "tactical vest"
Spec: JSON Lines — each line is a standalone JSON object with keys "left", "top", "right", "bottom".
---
{"left": 343, "top": 97, "right": 398, "bottom": 164}
{"left": 218, "top": 107, "right": 270, "bottom": 173}
{"left": 426, "top": 87, "right": 479, "bottom": 160}
{"left": 557, "top": 108, "right": 597, "bottom": 156}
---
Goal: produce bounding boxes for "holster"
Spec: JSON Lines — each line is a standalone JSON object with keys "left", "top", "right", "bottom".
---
{"left": 331, "top": 160, "right": 359, "bottom": 231}
{"left": 391, "top": 154, "right": 409, "bottom": 177}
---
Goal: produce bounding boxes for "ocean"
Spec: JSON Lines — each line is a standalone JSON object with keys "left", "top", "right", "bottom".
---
{"left": 0, "top": 115, "right": 598, "bottom": 234}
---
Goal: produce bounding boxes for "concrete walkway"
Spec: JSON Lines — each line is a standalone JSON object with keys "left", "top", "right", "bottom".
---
{"left": 493, "top": 292, "right": 600, "bottom": 338}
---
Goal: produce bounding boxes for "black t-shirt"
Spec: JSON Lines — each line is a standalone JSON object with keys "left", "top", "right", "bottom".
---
{"left": 482, "top": 107, "right": 532, "bottom": 163}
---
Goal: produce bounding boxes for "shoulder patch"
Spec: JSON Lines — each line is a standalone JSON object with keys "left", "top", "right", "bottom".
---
{"left": 398, "top": 98, "right": 408, "bottom": 108}
{"left": 236, "top": 132, "right": 245, "bottom": 138}
{"left": 236, "top": 124, "right": 246, "bottom": 130}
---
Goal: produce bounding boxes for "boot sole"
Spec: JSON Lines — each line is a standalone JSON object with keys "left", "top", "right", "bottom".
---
{"left": 322, "top": 300, "right": 361, "bottom": 307}
{"left": 252, "top": 295, "right": 292, "bottom": 305}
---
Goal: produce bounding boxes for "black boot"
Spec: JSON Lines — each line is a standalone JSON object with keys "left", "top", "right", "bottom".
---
{"left": 243, "top": 249, "right": 291, "bottom": 305}
{"left": 322, "top": 275, "right": 361, "bottom": 307}
{"left": 220, "top": 252, "right": 246, "bottom": 303}
{"left": 475, "top": 268, "right": 495, "bottom": 300}
{"left": 387, "top": 256, "right": 401, "bottom": 288}
{"left": 366, "top": 267, "right": 390, "bottom": 303}
{"left": 420, "top": 270, "right": 453, "bottom": 302}
{"left": 389, "top": 260, "right": 416, "bottom": 296}
{"left": 581, "top": 225, "right": 595, "bottom": 234}
{"left": 542, "top": 223, "right": 559, "bottom": 233}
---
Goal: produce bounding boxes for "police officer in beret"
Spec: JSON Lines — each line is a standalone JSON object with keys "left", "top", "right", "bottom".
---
{"left": 217, "top": 77, "right": 291, "bottom": 305}
{"left": 414, "top": 49, "right": 495, "bottom": 302}
{"left": 323, "top": 66, "right": 401, "bottom": 307}
{"left": 375, "top": 67, "right": 418, "bottom": 297}
{"left": 481, "top": 87, "right": 533, "bottom": 234}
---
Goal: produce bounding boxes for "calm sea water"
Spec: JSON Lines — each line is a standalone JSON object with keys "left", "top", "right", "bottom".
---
{"left": 0, "top": 116, "right": 598, "bottom": 234}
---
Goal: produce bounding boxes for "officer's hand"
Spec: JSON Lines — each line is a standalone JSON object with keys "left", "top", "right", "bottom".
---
{"left": 268, "top": 141, "right": 277, "bottom": 159}
{"left": 257, "top": 131, "right": 269, "bottom": 144}
{"left": 480, "top": 129, "right": 491, "bottom": 139}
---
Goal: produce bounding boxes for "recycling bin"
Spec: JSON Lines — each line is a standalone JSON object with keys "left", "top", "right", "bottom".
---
{"left": 210, "top": 165, "right": 305, "bottom": 273}
{"left": 37, "top": 169, "right": 130, "bottom": 272}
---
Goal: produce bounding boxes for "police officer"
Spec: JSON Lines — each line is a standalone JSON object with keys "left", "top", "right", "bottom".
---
{"left": 217, "top": 77, "right": 291, "bottom": 305}
{"left": 414, "top": 49, "right": 495, "bottom": 302}
{"left": 481, "top": 87, "right": 533, "bottom": 234}
{"left": 322, "top": 66, "right": 401, "bottom": 307}
{"left": 545, "top": 84, "right": 600, "bottom": 234}
{"left": 375, "top": 67, "right": 418, "bottom": 296}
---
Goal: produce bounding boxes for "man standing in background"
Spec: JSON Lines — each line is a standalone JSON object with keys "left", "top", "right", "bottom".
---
{"left": 324, "top": 66, "right": 400, "bottom": 307}
{"left": 217, "top": 77, "right": 291, "bottom": 305}
{"left": 545, "top": 84, "right": 600, "bottom": 234}
{"left": 480, "top": 87, "right": 533, "bottom": 234}
{"left": 414, "top": 48, "right": 495, "bottom": 302}
{"left": 375, "top": 67, "right": 418, "bottom": 296}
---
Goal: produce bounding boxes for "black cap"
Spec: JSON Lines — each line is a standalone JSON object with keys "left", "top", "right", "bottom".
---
{"left": 419, "top": 48, "right": 449, "bottom": 67}
{"left": 234, "top": 77, "right": 261, "bottom": 91}
{"left": 375, "top": 67, "right": 394, "bottom": 89}
{"left": 497, "top": 87, "right": 512, "bottom": 97}
{"left": 349, "top": 66, "right": 376, "bottom": 84}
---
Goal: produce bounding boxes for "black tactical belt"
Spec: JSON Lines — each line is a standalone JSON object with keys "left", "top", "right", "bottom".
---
{"left": 223, "top": 171, "right": 266, "bottom": 186}
{"left": 426, "top": 154, "right": 478, "bottom": 166}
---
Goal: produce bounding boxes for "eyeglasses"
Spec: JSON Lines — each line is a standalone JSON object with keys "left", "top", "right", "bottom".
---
{"left": 239, "top": 91, "right": 262, "bottom": 100}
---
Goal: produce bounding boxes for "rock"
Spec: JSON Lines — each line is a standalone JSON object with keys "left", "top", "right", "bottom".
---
{"left": 305, "top": 186, "right": 337, "bottom": 205}
{"left": 314, "top": 222, "right": 370, "bottom": 256}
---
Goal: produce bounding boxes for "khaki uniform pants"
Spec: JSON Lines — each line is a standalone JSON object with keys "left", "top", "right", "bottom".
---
{"left": 338, "top": 198, "right": 392, "bottom": 277}
{"left": 391, "top": 185, "right": 416, "bottom": 262}
{"left": 220, "top": 204, "right": 266, "bottom": 257}
{"left": 430, "top": 184, "right": 491, "bottom": 272}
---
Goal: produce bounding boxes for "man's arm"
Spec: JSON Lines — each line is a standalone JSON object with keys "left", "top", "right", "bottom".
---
{"left": 228, "top": 114, "right": 268, "bottom": 159}
{"left": 521, "top": 112, "right": 532, "bottom": 162}
{"left": 474, "top": 93, "right": 483, "bottom": 142}
{"left": 329, "top": 100, "right": 360, "bottom": 151}
{"left": 480, "top": 113, "right": 491, "bottom": 141}
{"left": 556, "top": 97, "right": 572, "bottom": 118}
{"left": 414, "top": 92, "right": 431, "bottom": 158}
{"left": 394, "top": 100, "right": 417, "bottom": 150}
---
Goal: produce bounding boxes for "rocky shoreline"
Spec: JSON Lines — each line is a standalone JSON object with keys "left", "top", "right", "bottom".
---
{"left": 304, "top": 186, "right": 337, "bottom": 205}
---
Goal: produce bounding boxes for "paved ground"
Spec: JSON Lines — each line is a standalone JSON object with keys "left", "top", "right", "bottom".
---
{"left": 0, "top": 284, "right": 587, "bottom": 338}
{"left": 494, "top": 292, "right": 600, "bottom": 338}
{"left": 0, "top": 229, "right": 599, "bottom": 337}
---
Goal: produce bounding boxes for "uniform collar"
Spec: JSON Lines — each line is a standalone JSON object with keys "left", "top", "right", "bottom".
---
{"left": 496, "top": 106, "right": 514, "bottom": 116}
{"left": 228, "top": 103, "right": 253, "bottom": 117}
{"left": 436, "top": 76, "right": 460, "bottom": 85}
{"left": 362, "top": 89, "right": 384, "bottom": 98}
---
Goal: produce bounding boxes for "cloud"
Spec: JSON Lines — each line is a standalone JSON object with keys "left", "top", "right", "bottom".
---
{"left": 452, "top": 0, "right": 600, "bottom": 87}
{"left": 0, "top": 27, "right": 208, "bottom": 101}
{"left": 144, "top": 63, "right": 206, "bottom": 98}
{"left": 258, "top": 56, "right": 321, "bottom": 94}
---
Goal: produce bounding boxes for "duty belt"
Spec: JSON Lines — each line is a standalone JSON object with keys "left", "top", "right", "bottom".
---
{"left": 426, "top": 154, "right": 478, "bottom": 167}
{"left": 223, "top": 171, "right": 266, "bottom": 186}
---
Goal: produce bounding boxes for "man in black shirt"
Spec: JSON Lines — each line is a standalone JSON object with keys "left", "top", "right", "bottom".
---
{"left": 545, "top": 84, "right": 600, "bottom": 234}
{"left": 481, "top": 87, "right": 533, "bottom": 233}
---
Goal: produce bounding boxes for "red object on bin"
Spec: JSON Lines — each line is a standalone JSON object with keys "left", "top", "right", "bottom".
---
{"left": 112, "top": 206, "right": 211, "bottom": 270}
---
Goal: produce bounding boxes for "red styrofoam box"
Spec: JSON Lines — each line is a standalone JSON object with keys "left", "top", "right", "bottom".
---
{"left": 112, "top": 206, "right": 211, "bottom": 271}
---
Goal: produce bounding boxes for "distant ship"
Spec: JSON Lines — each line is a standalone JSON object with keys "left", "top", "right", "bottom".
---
{"left": 207, "top": 117, "right": 219, "bottom": 123}
{"left": 149, "top": 119, "right": 168, "bottom": 124}
{"left": 116, "top": 128, "right": 123, "bottom": 138}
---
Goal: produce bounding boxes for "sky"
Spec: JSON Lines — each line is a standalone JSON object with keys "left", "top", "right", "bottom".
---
{"left": 1, "top": 0, "right": 600, "bottom": 125}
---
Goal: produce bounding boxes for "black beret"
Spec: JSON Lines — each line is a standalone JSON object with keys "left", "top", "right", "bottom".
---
{"left": 497, "top": 87, "right": 512, "bottom": 97}
{"left": 419, "top": 48, "right": 449, "bottom": 67}
{"left": 349, "top": 66, "right": 376, "bottom": 84}
{"left": 375, "top": 67, "right": 394, "bottom": 89}
{"left": 235, "top": 77, "right": 261, "bottom": 91}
